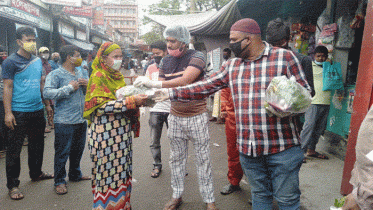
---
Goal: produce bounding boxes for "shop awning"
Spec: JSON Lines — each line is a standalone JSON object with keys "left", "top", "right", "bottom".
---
{"left": 62, "top": 36, "right": 95, "bottom": 51}
{"left": 145, "top": 0, "right": 241, "bottom": 35}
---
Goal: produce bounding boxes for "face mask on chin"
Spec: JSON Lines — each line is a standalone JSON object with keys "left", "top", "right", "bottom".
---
{"left": 53, "top": 57, "right": 59, "bottom": 62}
{"left": 229, "top": 38, "right": 249, "bottom": 58}
{"left": 314, "top": 60, "right": 324, "bottom": 66}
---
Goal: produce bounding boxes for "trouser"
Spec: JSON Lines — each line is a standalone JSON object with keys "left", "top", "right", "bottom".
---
{"left": 240, "top": 146, "right": 304, "bottom": 210}
{"left": 149, "top": 112, "right": 169, "bottom": 169}
{"left": 54, "top": 122, "right": 87, "bottom": 186}
{"left": 6, "top": 109, "right": 46, "bottom": 189}
{"left": 300, "top": 104, "right": 330, "bottom": 151}
{"left": 225, "top": 117, "right": 243, "bottom": 186}
{"left": 168, "top": 113, "right": 215, "bottom": 203}
{"left": 0, "top": 102, "right": 8, "bottom": 151}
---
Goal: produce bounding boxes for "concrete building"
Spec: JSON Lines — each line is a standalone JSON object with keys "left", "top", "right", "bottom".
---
{"left": 93, "top": 0, "right": 138, "bottom": 44}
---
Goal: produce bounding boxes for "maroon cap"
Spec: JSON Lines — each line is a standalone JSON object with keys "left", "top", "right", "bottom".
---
{"left": 230, "top": 18, "right": 261, "bottom": 34}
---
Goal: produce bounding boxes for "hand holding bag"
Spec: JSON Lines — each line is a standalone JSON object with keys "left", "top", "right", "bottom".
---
{"left": 322, "top": 62, "right": 344, "bottom": 91}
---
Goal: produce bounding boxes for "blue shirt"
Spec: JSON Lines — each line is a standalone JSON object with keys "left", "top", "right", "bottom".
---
{"left": 2, "top": 53, "right": 44, "bottom": 112}
{"left": 43, "top": 67, "right": 88, "bottom": 124}
{"left": 49, "top": 60, "right": 60, "bottom": 71}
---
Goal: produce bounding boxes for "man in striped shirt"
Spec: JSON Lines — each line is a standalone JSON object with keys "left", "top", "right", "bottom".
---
{"left": 150, "top": 19, "right": 310, "bottom": 210}
{"left": 134, "top": 25, "right": 217, "bottom": 210}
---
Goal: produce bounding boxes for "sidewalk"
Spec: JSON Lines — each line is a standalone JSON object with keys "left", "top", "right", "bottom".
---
{"left": 298, "top": 135, "right": 345, "bottom": 210}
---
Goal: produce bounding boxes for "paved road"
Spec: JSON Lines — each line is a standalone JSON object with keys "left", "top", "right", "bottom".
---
{"left": 0, "top": 110, "right": 344, "bottom": 209}
{"left": 0, "top": 111, "right": 252, "bottom": 210}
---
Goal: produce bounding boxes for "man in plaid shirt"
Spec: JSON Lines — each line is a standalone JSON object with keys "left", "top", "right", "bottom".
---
{"left": 149, "top": 18, "right": 311, "bottom": 210}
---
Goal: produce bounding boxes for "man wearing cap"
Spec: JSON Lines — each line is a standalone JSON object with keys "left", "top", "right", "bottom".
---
{"left": 39, "top": 47, "right": 54, "bottom": 131}
{"left": 49, "top": 52, "right": 61, "bottom": 71}
{"left": 148, "top": 19, "right": 310, "bottom": 210}
{"left": 134, "top": 25, "right": 217, "bottom": 210}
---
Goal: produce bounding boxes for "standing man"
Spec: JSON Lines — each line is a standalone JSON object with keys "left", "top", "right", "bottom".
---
{"left": 2, "top": 27, "right": 54, "bottom": 200}
{"left": 145, "top": 41, "right": 171, "bottom": 178}
{"left": 49, "top": 52, "right": 61, "bottom": 71}
{"left": 150, "top": 19, "right": 310, "bottom": 210}
{"left": 39, "top": 47, "right": 53, "bottom": 133}
{"left": 219, "top": 48, "right": 244, "bottom": 195}
{"left": 134, "top": 25, "right": 218, "bottom": 210}
{"left": 299, "top": 46, "right": 330, "bottom": 160}
{"left": 43, "top": 45, "right": 90, "bottom": 195}
{"left": 0, "top": 45, "right": 8, "bottom": 159}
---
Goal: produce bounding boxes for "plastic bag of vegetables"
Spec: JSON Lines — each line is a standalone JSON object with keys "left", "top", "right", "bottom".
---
{"left": 115, "top": 85, "right": 157, "bottom": 107}
{"left": 264, "top": 76, "right": 312, "bottom": 117}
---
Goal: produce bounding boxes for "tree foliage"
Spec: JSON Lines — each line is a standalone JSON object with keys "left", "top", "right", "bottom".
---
{"left": 140, "top": 0, "right": 230, "bottom": 44}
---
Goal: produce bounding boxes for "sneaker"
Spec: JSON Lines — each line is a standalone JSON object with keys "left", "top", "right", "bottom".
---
{"left": 220, "top": 184, "right": 241, "bottom": 195}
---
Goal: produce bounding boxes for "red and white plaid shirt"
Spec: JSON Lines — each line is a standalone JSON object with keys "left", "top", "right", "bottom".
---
{"left": 169, "top": 42, "right": 311, "bottom": 157}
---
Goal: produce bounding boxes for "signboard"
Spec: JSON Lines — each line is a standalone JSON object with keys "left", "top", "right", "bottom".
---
{"left": 58, "top": 21, "right": 74, "bottom": 38}
{"left": 40, "top": 0, "right": 82, "bottom": 7}
{"left": 12, "top": 0, "right": 40, "bottom": 17}
{"left": 28, "top": 0, "right": 48, "bottom": 9}
{"left": 92, "top": 7, "right": 104, "bottom": 25}
{"left": 0, "top": 6, "right": 39, "bottom": 25}
{"left": 63, "top": 6, "right": 92, "bottom": 18}
{"left": 0, "top": 0, "right": 11, "bottom": 6}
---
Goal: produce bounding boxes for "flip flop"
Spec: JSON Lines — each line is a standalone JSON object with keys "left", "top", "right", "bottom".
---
{"left": 55, "top": 184, "right": 68, "bottom": 195}
{"left": 151, "top": 168, "right": 161, "bottom": 178}
{"left": 70, "top": 175, "right": 91, "bottom": 182}
{"left": 9, "top": 187, "right": 24, "bottom": 200}
{"left": 307, "top": 152, "right": 329, "bottom": 160}
{"left": 31, "top": 172, "right": 54, "bottom": 181}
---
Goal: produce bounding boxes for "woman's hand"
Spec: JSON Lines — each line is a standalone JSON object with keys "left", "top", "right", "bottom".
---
{"left": 133, "top": 94, "right": 148, "bottom": 106}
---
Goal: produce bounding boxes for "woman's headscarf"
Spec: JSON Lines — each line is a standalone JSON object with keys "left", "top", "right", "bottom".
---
{"left": 84, "top": 42, "right": 125, "bottom": 119}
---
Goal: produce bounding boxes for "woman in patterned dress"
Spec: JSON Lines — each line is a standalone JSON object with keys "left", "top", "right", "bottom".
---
{"left": 84, "top": 42, "right": 147, "bottom": 210}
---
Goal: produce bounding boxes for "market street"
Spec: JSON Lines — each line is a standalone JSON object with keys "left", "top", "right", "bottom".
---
{"left": 0, "top": 111, "right": 344, "bottom": 210}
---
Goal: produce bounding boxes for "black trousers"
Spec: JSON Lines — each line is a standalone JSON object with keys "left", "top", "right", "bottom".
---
{"left": 6, "top": 109, "right": 46, "bottom": 189}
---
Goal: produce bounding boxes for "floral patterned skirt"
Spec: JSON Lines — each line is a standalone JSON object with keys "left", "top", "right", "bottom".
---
{"left": 88, "top": 114, "right": 133, "bottom": 210}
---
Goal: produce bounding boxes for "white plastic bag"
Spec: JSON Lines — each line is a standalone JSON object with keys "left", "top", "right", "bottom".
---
{"left": 265, "top": 76, "right": 312, "bottom": 117}
{"left": 115, "top": 85, "right": 157, "bottom": 107}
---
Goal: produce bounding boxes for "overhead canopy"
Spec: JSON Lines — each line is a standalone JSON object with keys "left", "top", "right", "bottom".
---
{"left": 145, "top": 0, "right": 241, "bottom": 36}
{"left": 237, "top": 0, "right": 327, "bottom": 31}
{"left": 62, "top": 36, "right": 95, "bottom": 51}
{"left": 146, "top": 0, "right": 327, "bottom": 37}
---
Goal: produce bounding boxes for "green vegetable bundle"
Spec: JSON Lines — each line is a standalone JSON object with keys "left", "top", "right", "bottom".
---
{"left": 265, "top": 76, "right": 312, "bottom": 117}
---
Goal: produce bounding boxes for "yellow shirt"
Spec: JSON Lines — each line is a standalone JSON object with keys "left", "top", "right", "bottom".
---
{"left": 312, "top": 62, "right": 331, "bottom": 105}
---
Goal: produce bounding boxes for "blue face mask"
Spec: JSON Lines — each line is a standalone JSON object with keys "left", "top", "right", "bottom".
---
{"left": 314, "top": 60, "right": 324, "bottom": 66}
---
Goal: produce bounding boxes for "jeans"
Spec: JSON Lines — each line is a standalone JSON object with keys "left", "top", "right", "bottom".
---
{"left": 300, "top": 104, "right": 330, "bottom": 151}
{"left": 54, "top": 122, "right": 87, "bottom": 186}
{"left": 240, "top": 146, "right": 304, "bottom": 210}
{"left": 6, "top": 110, "right": 46, "bottom": 189}
{"left": 149, "top": 112, "right": 168, "bottom": 169}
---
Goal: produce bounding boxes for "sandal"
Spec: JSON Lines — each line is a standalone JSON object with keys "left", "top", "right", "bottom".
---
{"left": 151, "top": 168, "right": 161, "bottom": 178}
{"left": 9, "top": 187, "right": 24, "bottom": 200}
{"left": 55, "top": 184, "right": 68, "bottom": 195}
{"left": 307, "top": 152, "right": 329, "bottom": 160}
{"left": 163, "top": 197, "right": 182, "bottom": 210}
{"left": 70, "top": 175, "right": 91, "bottom": 182}
{"left": 31, "top": 172, "right": 54, "bottom": 181}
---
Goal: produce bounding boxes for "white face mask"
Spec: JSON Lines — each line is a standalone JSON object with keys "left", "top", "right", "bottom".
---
{"left": 314, "top": 60, "right": 323, "bottom": 66}
{"left": 112, "top": 59, "right": 122, "bottom": 70}
{"left": 41, "top": 53, "right": 49, "bottom": 60}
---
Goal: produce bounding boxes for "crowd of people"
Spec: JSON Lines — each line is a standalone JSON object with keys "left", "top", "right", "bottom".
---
{"left": 0, "top": 17, "right": 371, "bottom": 210}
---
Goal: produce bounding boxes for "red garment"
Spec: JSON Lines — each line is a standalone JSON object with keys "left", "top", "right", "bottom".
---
{"left": 221, "top": 87, "right": 243, "bottom": 186}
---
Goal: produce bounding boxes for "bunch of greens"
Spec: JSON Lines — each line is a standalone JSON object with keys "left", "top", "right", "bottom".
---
{"left": 265, "top": 76, "right": 312, "bottom": 116}
{"left": 334, "top": 197, "right": 346, "bottom": 208}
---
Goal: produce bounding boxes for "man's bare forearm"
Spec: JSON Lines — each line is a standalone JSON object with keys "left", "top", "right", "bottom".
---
{"left": 3, "top": 86, "right": 13, "bottom": 115}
